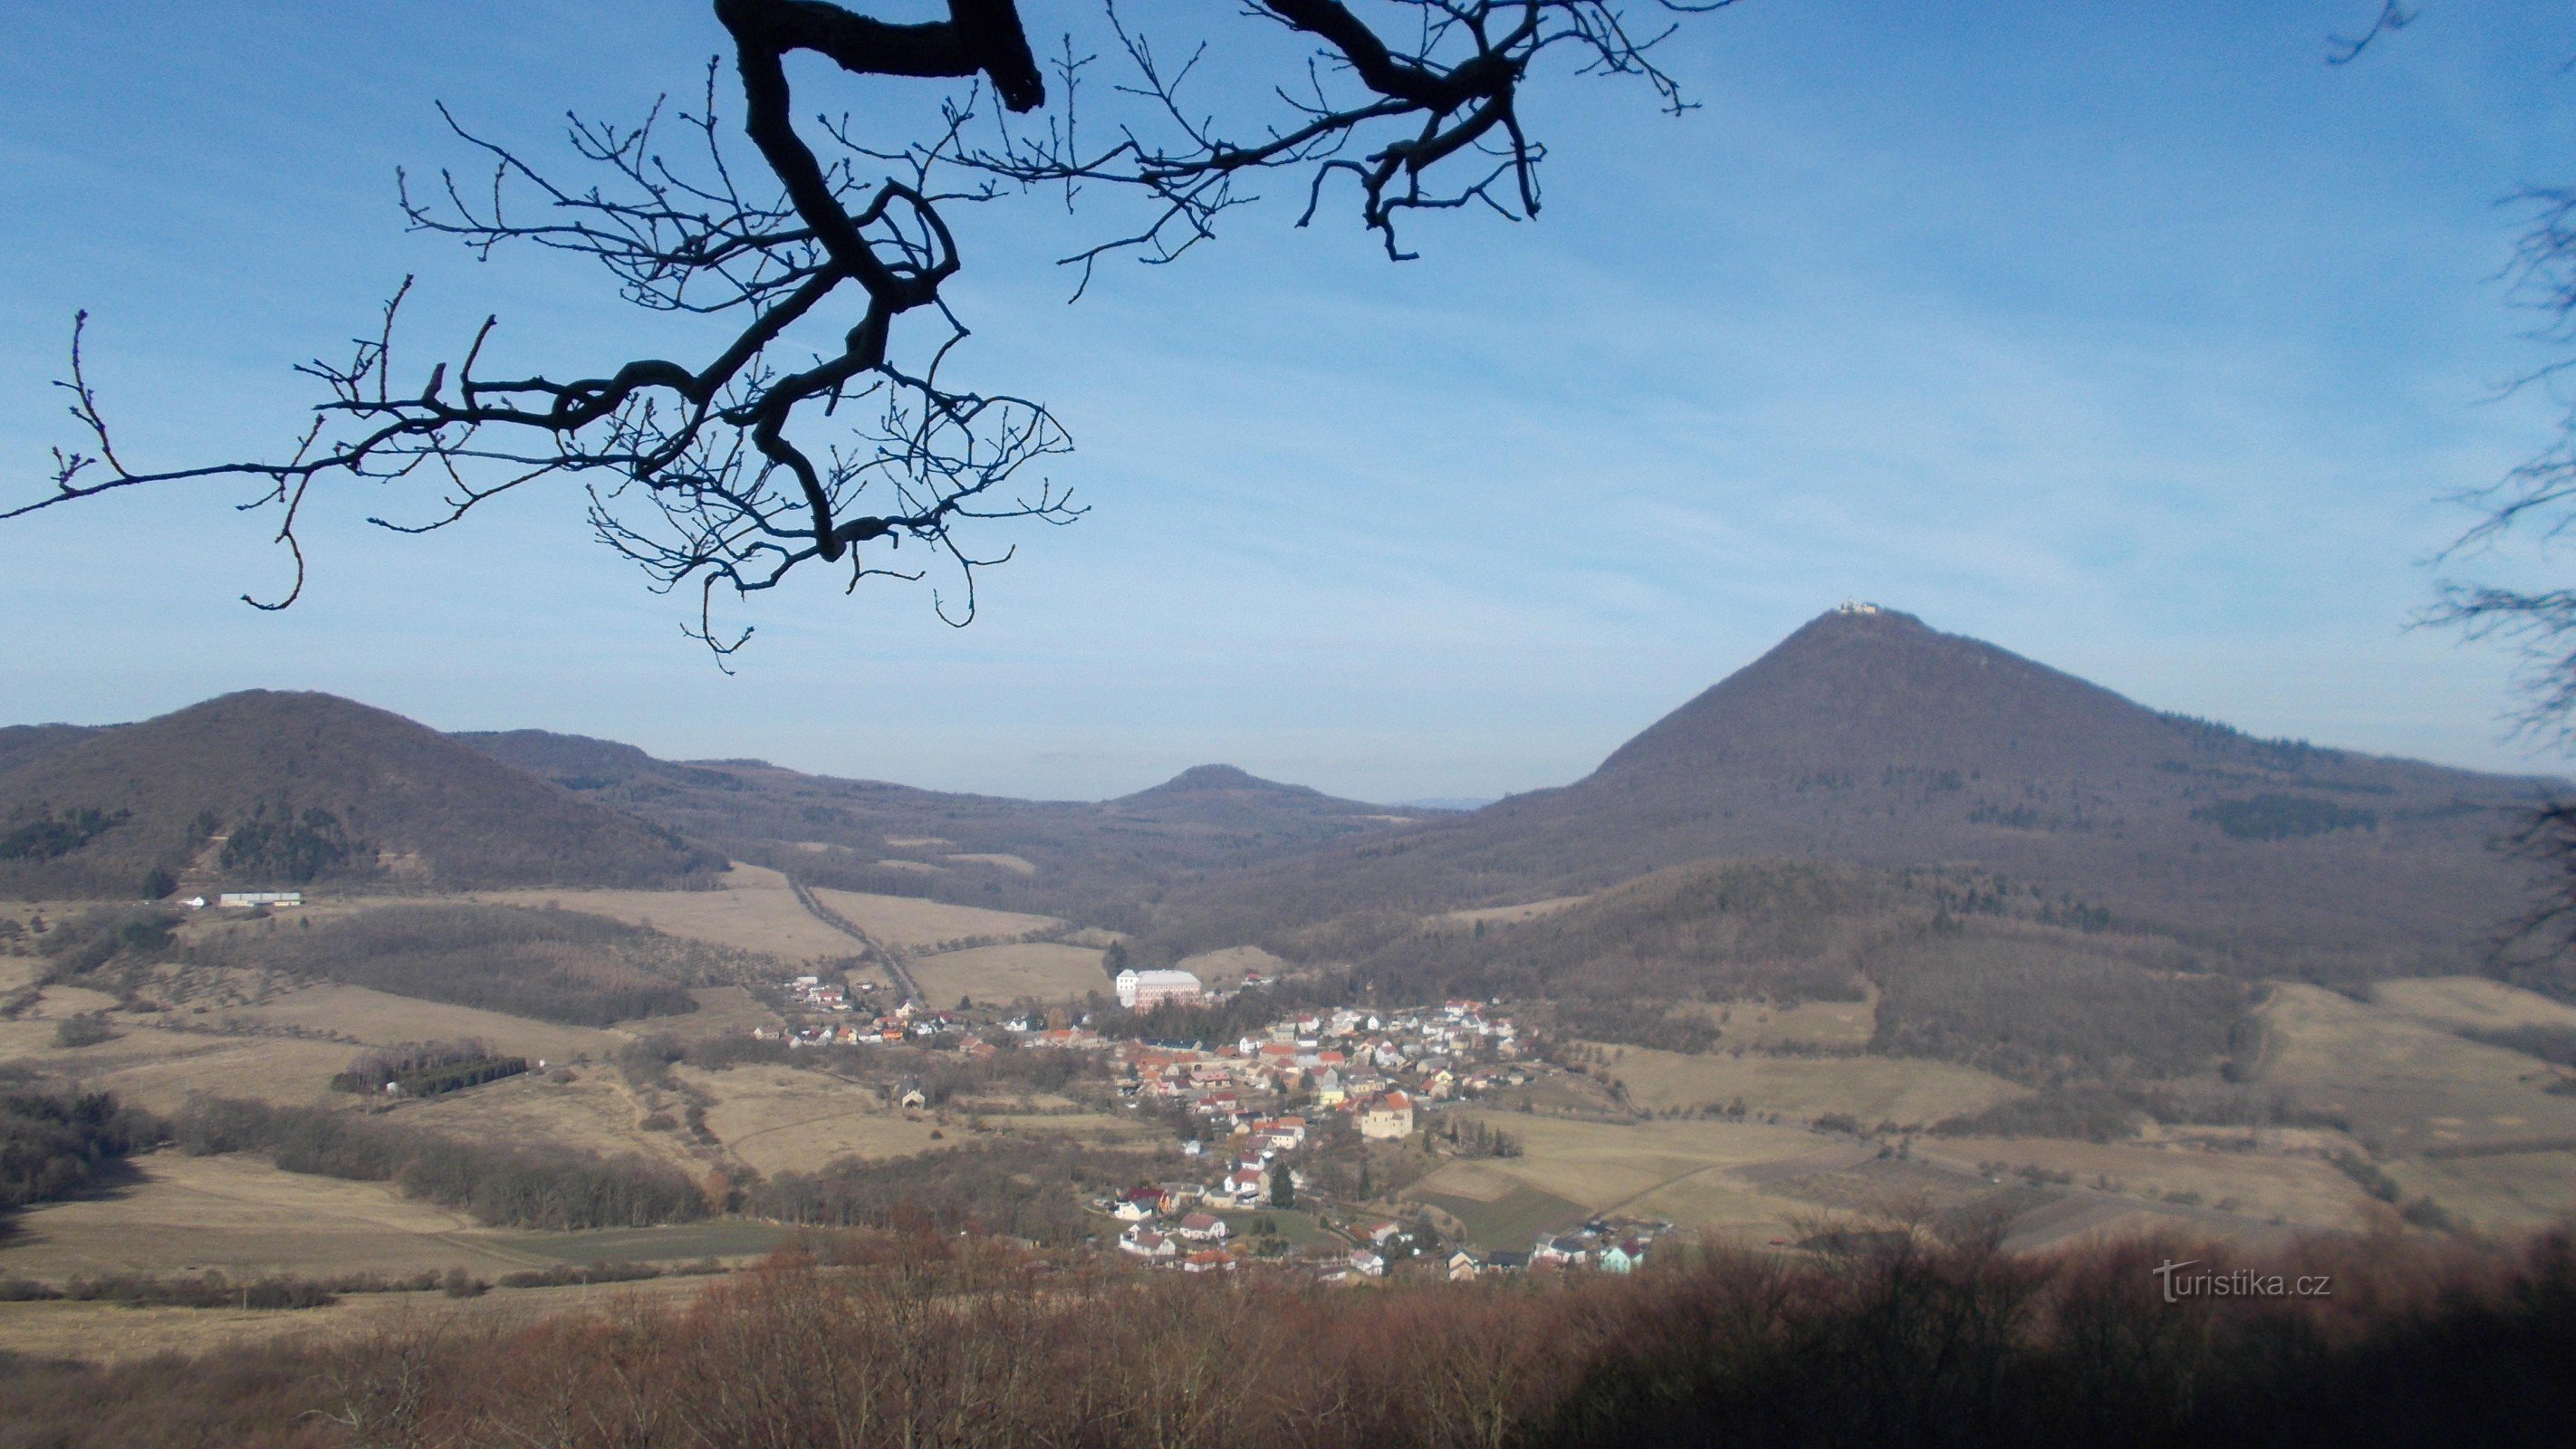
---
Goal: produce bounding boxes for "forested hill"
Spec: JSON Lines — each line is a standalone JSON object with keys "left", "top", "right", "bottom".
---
{"left": 0, "top": 692, "right": 719, "bottom": 897}
{"left": 456, "top": 734, "right": 1430, "bottom": 920}
{"left": 1141, "top": 607, "right": 2562, "bottom": 981}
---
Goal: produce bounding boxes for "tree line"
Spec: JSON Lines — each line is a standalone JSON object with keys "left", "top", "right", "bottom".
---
{"left": 201, "top": 903, "right": 708, "bottom": 1026}
{"left": 0, "top": 1223, "right": 2568, "bottom": 1447}
{"left": 168, "top": 1096, "right": 706, "bottom": 1231}
{"left": 0, "top": 1088, "right": 152, "bottom": 1218}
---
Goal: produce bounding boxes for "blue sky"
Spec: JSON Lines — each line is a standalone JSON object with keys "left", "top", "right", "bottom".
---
{"left": 6, "top": 2, "right": 2576, "bottom": 801}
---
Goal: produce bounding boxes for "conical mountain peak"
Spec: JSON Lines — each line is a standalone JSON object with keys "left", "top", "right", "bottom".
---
{"left": 1595, "top": 606, "right": 2167, "bottom": 781}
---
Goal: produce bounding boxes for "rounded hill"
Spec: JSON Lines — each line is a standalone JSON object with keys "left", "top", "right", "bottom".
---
{"left": 0, "top": 691, "right": 721, "bottom": 897}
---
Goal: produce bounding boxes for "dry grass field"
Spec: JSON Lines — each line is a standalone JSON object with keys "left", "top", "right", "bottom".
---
{"left": 1418, "top": 1112, "right": 1837, "bottom": 1241}
{"left": 681, "top": 1063, "right": 1146, "bottom": 1176}
{"left": 482, "top": 1222, "right": 794, "bottom": 1262}
{"left": 945, "top": 852, "right": 1037, "bottom": 875}
{"left": 0, "top": 1151, "right": 539, "bottom": 1282}
{"left": 9, "top": 1022, "right": 358, "bottom": 1115}
{"left": 2400, "top": 1150, "right": 2576, "bottom": 1233}
{"left": 1433, "top": 896, "right": 1592, "bottom": 927}
{"left": 399, "top": 1066, "right": 700, "bottom": 1169}
{"left": 1175, "top": 945, "right": 1284, "bottom": 988}
{"left": 908, "top": 943, "right": 1109, "bottom": 1005}
{"left": 682, "top": 1063, "right": 949, "bottom": 1175}
{"left": 1908, "top": 1135, "right": 2374, "bottom": 1232}
{"left": 1666, "top": 993, "right": 1880, "bottom": 1050}
{"left": 2257, "top": 984, "right": 2576, "bottom": 1153}
{"left": 1413, "top": 1183, "right": 1591, "bottom": 1250}
{"left": 0, "top": 1272, "right": 720, "bottom": 1366}
{"left": 805, "top": 888, "right": 1058, "bottom": 951}
{"left": 636, "top": 985, "right": 783, "bottom": 1042}
{"left": 2370, "top": 976, "right": 2576, "bottom": 1035}
{"left": 211, "top": 982, "right": 621, "bottom": 1064}
{"left": 1592, "top": 1042, "right": 2023, "bottom": 1126}
{"left": 467, "top": 863, "right": 854, "bottom": 962}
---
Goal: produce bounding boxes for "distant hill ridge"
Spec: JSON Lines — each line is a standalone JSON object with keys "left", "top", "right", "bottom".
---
{"left": 0, "top": 692, "right": 719, "bottom": 897}
{"left": 1145, "top": 607, "right": 2560, "bottom": 980}
{"left": 457, "top": 735, "right": 1418, "bottom": 918}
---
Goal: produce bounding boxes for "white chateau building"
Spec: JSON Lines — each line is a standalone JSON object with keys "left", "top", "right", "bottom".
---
{"left": 1116, "top": 968, "right": 1205, "bottom": 1012}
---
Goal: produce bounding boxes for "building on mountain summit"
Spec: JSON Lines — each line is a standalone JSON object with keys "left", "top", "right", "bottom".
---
{"left": 1116, "top": 968, "right": 1205, "bottom": 1012}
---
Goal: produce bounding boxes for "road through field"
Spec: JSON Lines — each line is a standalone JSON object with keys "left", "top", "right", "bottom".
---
{"left": 787, "top": 876, "right": 921, "bottom": 1005}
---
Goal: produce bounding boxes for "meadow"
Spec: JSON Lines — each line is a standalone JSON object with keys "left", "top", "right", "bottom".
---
{"left": 908, "top": 941, "right": 1110, "bottom": 1005}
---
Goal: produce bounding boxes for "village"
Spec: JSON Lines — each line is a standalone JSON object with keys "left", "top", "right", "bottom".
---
{"left": 754, "top": 965, "right": 1674, "bottom": 1281}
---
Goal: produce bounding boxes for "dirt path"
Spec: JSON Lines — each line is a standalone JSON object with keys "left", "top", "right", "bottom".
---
{"left": 787, "top": 877, "right": 922, "bottom": 1006}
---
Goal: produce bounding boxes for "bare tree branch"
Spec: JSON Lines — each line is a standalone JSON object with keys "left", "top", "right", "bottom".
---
{"left": 16, "top": 0, "right": 1732, "bottom": 657}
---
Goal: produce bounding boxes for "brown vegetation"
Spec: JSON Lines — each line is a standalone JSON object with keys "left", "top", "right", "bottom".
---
{"left": 0, "top": 1227, "right": 2568, "bottom": 1447}
{"left": 1140, "top": 609, "right": 2552, "bottom": 984}
{"left": 168, "top": 1097, "right": 706, "bottom": 1232}
{"left": 197, "top": 904, "right": 726, "bottom": 1026}
{"left": 0, "top": 692, "right": 719, "bottom": 898}
{"left": 461, "top": 733, "right": 1424, "bottom": 922}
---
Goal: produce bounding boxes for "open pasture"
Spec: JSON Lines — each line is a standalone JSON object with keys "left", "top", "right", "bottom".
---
{"left": 2258, "top": 984, "right": 2576, "bottom": 1152}
{"left": 636, "top": 985, "right": 783, "bottom": 1041}
{"left": 806, "top": 888, "right": 1058, "bottom": 951}
{"left": 205, "top": 981, "right": 621, "bottom": 1064}
{"left": 0, "top": 1150, "right": 538, "bottom": 1282}
{"left": 13, "top": 1024, "right": 358, "bottom": 1115}
{"left": 946, "top": 852, "right": 1038, "bottom": 875}
{"left": 399, "top": 1066, "right": 701, "bottom": 1168}
{"left": 1668, "top": 993, "right": 1881, "bottom": 1051}
{"left": 1592, "top": 1041, "right": 2023, "bottom": 1126}
{"left": 2371, "top": 976, "right": 2576, "bottom": 1036}
{"left": 683, "top": 1062, "right": 1145, "bottom": 1176}
{"left": 1433, "top": 896, "right": 1591, "bottom": 927}
{"left": 1175, "top": 945, "right": 1284, "bottom": 988}
{"left": 683, "top": 1063, "right": 948, "bottom": 1175}
{"left": 466, "top": 863, "right": 854, "bottom": 962}
{"left": 1422, "top": 1112, "right": 1833, "bottom": 1229}
{"left": 908, "top": 942, "right": 1108, "bottom": 1005}
{"left": 1413, "top": 1182, "right": 1590, "bottom": 1251}
{"left": 483, "top": 1221, "right": 793, "bottom": 1262}
{"left": 2402, "top": 1147, "right": 2576, "bottom": 1234}
{"left": 1912, "top": 1134, "right": 2372, "bottom": 1232}
{"left": 0, "top": 1271, "right": 719, "bottom": 1366}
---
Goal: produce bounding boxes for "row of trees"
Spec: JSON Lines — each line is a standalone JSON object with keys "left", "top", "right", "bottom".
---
{"left": 169, "top": 1096, "right": 707, "bottom": 1231}
{"left": 206, "top": 903, "right": 705, "bottom": 1026}
{"left": 0, "top": 1089, "right": 151, "bottom": 1216}
{"left": 328, "top": 1040, "right": 529, "bottom": 1099}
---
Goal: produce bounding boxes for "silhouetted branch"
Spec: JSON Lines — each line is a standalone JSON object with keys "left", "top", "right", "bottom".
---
{"left": 19, "top": 0, "right": 1732, "bottom": 655}
{"left": 2328, "top": 2, "right": 2415, "bottom": 65}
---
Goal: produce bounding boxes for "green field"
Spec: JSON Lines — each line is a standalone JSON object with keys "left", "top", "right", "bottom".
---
{"left": 1416, "top": 1185, "right": 1589, "bottom": 1252}
{"left": 1216, "top": 1209, "right": 1333, "bottom": 1248}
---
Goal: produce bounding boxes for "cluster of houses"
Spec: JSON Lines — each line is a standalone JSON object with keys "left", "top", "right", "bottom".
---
{"left": 1107, "top": 1176, "right": 1284, "bottom": 1272}
{"left": 761, "top": 981, "right": 1003, "bottom": 1052}
{"left": 1340, "top": 1219, "right": 1668, "bottom": 1281}
{"left": 1529, "top": 1221, "right": 1667, "bottom": 1274}
{"left": 1110, "top": 999, "right": 1525, "bottom": 1139}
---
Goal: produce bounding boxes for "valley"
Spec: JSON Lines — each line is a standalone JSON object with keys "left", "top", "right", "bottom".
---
{"left": 5, "top": 607, "right": 2575, "bottom": 1368}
